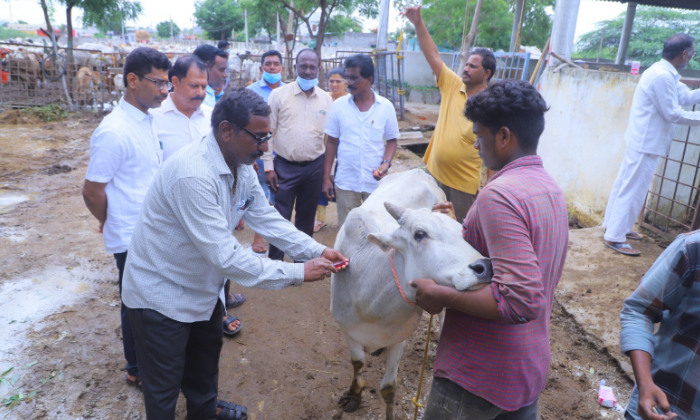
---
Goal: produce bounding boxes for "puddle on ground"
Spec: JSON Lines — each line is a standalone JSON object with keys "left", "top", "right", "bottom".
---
{"left": 0, "top": 226, "right": 28, "bottom": 242}
{"left": 0, "top": 191, "right": 33, "bottom": 214}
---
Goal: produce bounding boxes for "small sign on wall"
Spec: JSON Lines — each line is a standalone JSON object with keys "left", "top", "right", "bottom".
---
{"left": 630, "top": 61, "right": 641, "bottom": 75}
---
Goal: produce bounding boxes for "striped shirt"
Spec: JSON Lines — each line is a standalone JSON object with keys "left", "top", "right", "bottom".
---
{"left": 434, "top": 155, "right": 569, "bottom": 411}
{"left": 621, "top": 231, "right": 700, "bottom": 420}
{"left": 122, "top": 132, "right": 326, "bottom": 322}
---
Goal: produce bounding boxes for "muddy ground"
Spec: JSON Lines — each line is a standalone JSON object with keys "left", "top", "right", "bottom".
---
{"left": 0, "top": 107, "right": 635, "bottom": 420}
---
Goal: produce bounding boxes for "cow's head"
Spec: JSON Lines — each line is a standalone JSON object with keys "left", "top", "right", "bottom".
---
{"left": 367, "top": 202, "right": 492, "bottom": 291}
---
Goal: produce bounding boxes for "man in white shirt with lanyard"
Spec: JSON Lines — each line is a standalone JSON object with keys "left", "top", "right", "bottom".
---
{"left": 82, "top": 47, "right": 171, "bottom": 390}
{"left": 122, "top": 87, "right": 348, "bottom": 420}
{"left": 604, "top": 34, "right": 700, "bottom": 256}
{"left": 322, "top": 53, "right": 400, "bottom": 227}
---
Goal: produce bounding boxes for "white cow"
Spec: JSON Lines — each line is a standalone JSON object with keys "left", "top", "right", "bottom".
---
{"left": 331, "top": 169, "right": 492, "bottom": 419}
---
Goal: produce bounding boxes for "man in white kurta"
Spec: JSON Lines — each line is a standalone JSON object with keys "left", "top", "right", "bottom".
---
{"left": 604, "top": 34, "right": 700, "bottom": 256}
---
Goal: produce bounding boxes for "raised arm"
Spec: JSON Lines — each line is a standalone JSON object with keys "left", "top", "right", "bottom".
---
{"left": 402, "top": 5, "right": 444, "bottom": 80}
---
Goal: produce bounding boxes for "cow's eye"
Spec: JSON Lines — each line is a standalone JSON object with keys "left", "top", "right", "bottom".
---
{"left": 414, "top": 229, "right": 428, "bottom": 241}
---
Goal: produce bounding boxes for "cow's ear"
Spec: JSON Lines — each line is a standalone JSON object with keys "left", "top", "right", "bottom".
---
{"left": 367, "top": 232, "right": 393, "bottom": 252}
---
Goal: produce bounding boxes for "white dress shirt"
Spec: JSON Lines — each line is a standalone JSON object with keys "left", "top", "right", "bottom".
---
{"left": 122, "top": 132, "right": 326, "bottom": 322}
{"left": 85, "top": 98, "right": 162, "bottom": 254}
{"left": 324, "top": 91, "right": 400, "bottom": 193}
{"left": 626, "top": 59, "right": 700, "bottom": 156}
{"left": 151, "top": 93, "right": 213, "bottom": 161}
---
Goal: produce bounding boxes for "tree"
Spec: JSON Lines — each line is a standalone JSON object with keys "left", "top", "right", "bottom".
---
{"left": 396, "top": 0, "right": 554, "bottom": 51}
{"left": 156, "top": 20, "right": 181, "bottom": 39}
{"left": 575, "top": 6, "right": 700, "bottom": 69}
{"left": 194, "top": 0, "right": 245, "bottom": 41}
{"left": 325, "top": 14, "right": 362, "bottom": 33}
{"left": 80, "top": 0, "right": 143, "bottom": 35}
{"left": 277, "top": 0, "right": 378, "bottom": 54}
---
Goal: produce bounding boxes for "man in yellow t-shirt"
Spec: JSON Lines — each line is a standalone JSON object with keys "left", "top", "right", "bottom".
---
{"left": 403, "top": 5, "right": 496, "bottom": 222}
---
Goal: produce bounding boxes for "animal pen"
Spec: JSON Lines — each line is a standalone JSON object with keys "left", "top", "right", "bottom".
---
{"left": 0, "top": 42, "right": 125, "bottom": 112}
{"left": 640, "top": 79, "right": 700, "bottom": 240}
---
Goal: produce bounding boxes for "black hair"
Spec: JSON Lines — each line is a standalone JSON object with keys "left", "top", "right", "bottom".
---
{"left": 296, "top": 48, "right": 321, "bottom": 66}
{"left": 123, "top": 47, "right": 171, "bottom": 80}
{"left": 261, "top": 50, "right": 283, "bottom": 65}
{"left": 469, "top": 48, "right": 497, "bottom": 82}
{"left": 464, "top": 79, "right": 549, "bottom": 152}
{"left": 211, "top": 87, "right": 271, "bottom": 132}
{"left": 344, "top": 54, "right": 374, "bottom": 84}
{"left": 193, "top": 44, "right": 229, "bottom": 67}
{"left": 662, "top": 34, "right": 694, "bottom": 60}
{"left": 217, "top": 40, "right": 230, "bottom": 50}
{"left": 327, "top": 67, "right": 345, "bottom": 80}
{"left": 168, "top": 54, "right": 207, "bottom": 83}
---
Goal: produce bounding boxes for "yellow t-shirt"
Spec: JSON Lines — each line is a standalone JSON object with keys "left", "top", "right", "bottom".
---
{"left": 423, "top": 63, "right": 482, "bottom": 195}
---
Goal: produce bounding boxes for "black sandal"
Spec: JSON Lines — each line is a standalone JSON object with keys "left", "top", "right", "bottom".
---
{"left": 215, "top": 400, "right": 247, "bottom": 420}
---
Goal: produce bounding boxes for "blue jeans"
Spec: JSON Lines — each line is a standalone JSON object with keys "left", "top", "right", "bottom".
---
{"left": 256, "top": 158, "right": 274, "bottom": 205}
{"left": 424, "top": 377, "right": 538, "bottom": 420}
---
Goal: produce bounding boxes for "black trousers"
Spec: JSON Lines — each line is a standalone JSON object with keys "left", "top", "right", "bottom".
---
{"left": 129, "top": 300, "right": 225, "bottom": 420}
{"left": 114, "top": 252, "right": 138, "bottom": 378}
{"left": 269, "top": 154, "right": 324, "bottom": 261}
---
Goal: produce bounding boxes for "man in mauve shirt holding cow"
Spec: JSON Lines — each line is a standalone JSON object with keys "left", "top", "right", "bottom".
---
{"left": 412, "top": 80, "right": 569, "bottom": 420}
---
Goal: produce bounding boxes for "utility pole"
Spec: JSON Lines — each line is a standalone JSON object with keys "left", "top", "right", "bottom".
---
{"left": 276, "top": 12, "right": 280, "bottom": 48}
{"left": 550, "top": 0, "right": 581, "bottom": 63}
{"left": 509, "top": 0, "right": 526, "bottom": 53}
{"left": 459, "top": 0, "right": 484, "bottom": 72}
{"left": 615, "top": 2, "right": 637, "bottom": 65}
{"left": 244, "top": 9, "right": 249, "bottom": 49}
{"left": 376, "top": 0, "right": 390, "bottom": 50}
{"left": 170, "top": 16, "right": 174, "bottom": 40}
{"left": 6, "top": 0, "right": 12, "bottom": 24}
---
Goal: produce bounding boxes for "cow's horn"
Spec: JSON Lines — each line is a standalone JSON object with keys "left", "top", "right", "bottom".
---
{"left": 384, "top": 202, "right": 406, "bottom": 222}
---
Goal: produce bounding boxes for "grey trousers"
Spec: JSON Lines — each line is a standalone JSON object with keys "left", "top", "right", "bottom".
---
{"left": 423, "top": 377, "right": 538, "bottom": 420}
{"left": 336, "top": 187, "right": 371, "bottom": 228}
{"left": 427, "top": 170, "right": 477, "bottom": 223}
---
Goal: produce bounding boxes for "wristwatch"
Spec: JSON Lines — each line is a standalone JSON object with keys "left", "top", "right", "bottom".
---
{"left": 381, "top": 159, "right": 392, "bottom": 168}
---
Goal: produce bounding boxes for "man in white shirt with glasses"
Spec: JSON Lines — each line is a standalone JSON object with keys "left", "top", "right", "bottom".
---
{"left": 82, "top": 47, "right": 171, "bottom": 391}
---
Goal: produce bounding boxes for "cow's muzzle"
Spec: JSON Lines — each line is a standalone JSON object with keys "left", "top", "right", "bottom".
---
{"left": 468, "top": 258, "right": 493, "bottom": 284}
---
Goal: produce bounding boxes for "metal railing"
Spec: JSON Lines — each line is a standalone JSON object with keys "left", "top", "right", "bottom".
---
{"left": 0, "top": 42, "right": 122, "bottom": 111}
{"left": 450, "top": 51, "right": 532, "bottom": 81}
{"left": 640, "top": 80, "right": 700, "bottom": 240}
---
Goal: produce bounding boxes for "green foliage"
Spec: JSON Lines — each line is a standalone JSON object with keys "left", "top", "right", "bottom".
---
{"left": 22, "top": 105, "right": 68, "bottom": 122}
{"left": 94, "top": 32, "right": 106, "bottom": 38}
{"left": 325, "top": 14, "right": 363, "bottom": 34}
{"left": 575, "top": 6, "right": 700, "bottom": 69}
{"left": 194, "top": 0, "right": 245, "bottom": 41}
{"left": 80, "top": 0, "right": 143, "bottom": 34}
{"left": 17, "top": 20, "right": 28, "bottom": 25}
{"left": 396, "top": 0, "right": 554, "bottom": 51}
{"left": 156, "top": 20, "right": 181, "bottom": 39}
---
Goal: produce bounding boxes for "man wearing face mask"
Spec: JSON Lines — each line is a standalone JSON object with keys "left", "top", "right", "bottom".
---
{"left": 247, "top": 50, "right": 285, "bottom": 255}
{"left": 263, "top": 48, "right": 333, "bottom": 261}
{"left": 82, "top": 47, "right": 171, "bottom": 391}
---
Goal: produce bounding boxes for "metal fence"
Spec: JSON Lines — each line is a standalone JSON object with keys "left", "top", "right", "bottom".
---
{"left": 0, "top": 42, "right": 122, "bottom": 112}
{"left": 639, "top": 80, "right": 700, "bottom": 240}
{"left": 450, "top": 51, "right": 532, "bottom": 81}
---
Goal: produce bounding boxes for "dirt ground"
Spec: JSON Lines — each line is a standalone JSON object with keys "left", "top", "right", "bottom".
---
{"left": 0, "top": 107, "right": 636, "bottom": 420}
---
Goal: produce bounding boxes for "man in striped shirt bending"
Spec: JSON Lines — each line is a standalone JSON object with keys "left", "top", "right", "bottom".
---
{"left": 411, "top": 80, "right": 569, "bottom": 420}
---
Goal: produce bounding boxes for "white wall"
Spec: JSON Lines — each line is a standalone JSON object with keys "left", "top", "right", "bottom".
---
{"left": 537, "top": 67, "right": 639, "bottom": 224}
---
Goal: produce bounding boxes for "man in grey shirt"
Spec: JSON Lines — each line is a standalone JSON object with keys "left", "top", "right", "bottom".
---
{"left": 122, "top": 87, "right": 347, "bottom": 420}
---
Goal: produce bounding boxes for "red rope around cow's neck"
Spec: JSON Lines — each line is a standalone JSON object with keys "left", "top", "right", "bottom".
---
{"left": 390, "top": 249, "right": 418, "bottom": 307}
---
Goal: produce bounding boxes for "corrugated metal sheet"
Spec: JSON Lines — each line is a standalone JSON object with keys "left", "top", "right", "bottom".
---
{"left": 596, "top": 0, "right": 700, "bottom": 10}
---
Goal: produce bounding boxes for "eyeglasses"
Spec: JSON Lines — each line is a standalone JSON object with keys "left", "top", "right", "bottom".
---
{"left": 136, "top": 74, "right": 172, "bottom": 90}
{"left": 240, "top": 126, "right": 273, "bottom": 145}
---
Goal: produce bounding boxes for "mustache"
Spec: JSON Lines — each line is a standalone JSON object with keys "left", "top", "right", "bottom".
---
{"left": 253, "top": 150, "right": 264, "bottom": 159}
{"left": 191, "top": 96, "right": 205, "bottom": 101}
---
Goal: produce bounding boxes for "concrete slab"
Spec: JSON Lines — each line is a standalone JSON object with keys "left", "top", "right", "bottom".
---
{"left": 557, "top": 226, "right": 664, "bottom": 379}
{"left": 398, "top": 131, "right": 429, "bottom": 147}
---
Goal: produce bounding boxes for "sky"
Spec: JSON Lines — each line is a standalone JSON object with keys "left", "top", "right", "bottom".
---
{"left": 5, "top": 0, "right": 629, "bottom": 42}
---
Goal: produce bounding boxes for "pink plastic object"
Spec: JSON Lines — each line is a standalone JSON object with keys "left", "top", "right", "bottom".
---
{"left": 598, "top": 380, "right": 617, "bottom": 408}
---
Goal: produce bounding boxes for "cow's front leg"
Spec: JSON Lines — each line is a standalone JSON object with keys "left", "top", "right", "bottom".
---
{"left": 338, "top": 332, "right": 366, "bottom": 412}
{"left": 380, "top": 341, "right": 405, "bottom": 420}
